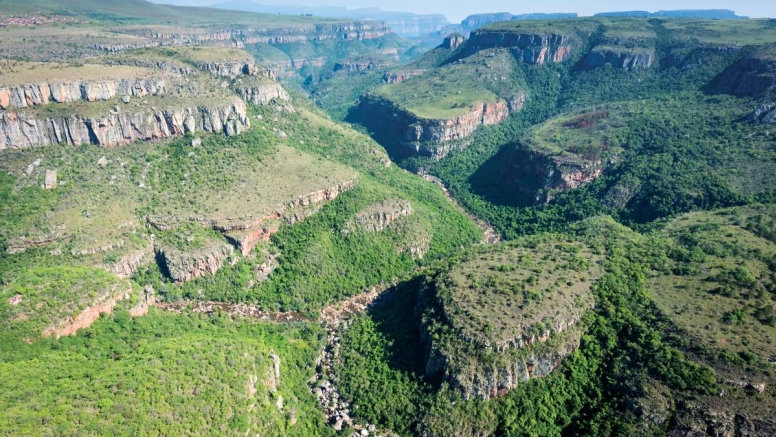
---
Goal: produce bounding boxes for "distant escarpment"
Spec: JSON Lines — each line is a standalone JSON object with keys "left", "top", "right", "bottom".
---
{"left": 581, "top": 47, "right": 655, "bottom": 70}
{"left": 94, "top": 22, "right": 391, "bottom": 53}
{"left": 0, "top": 97, "right": 250, "bottom": 150}
{"left": 465, "top": 29, "right": 578, "bottom": 65}
{"left": 416, "top": 240, "right": 603, "bottom": 399}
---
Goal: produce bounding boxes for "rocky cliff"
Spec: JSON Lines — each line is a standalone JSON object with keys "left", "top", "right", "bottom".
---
{"left": 343, "top": 199, "right": 412, "bottom": 233}
{"left": 358, "top": 95, "right": 517, "bottom": 159}
{"left": 500, "top": 146, "right": 605, "bottom": 204}
{"left": 382, "top": 70, "right": 426, "bottom": 84}
{"left": 157, "top": 242, "right": 235, "bottom": 283}
{"left": 235, "top": 77, "right": 291, "bottom": 106}
{"left": 582, "top": 48, "right": 655, "bottom": 70}
{"left": 0, "top": 97, "right": 249, "bottom": 150}
{"left": 466, "top": 29, "right": 577, "bottom": 65}
{"left": 0, "top": 79, "right": 166, "bottom": 109}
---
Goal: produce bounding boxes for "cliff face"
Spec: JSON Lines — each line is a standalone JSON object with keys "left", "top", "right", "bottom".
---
{"left": 582, "top": 49, "right": 655, "bottom": 70}
{"left": 0, "top": 97, "right": 250, "bottom": 150}
{"left": 500, "top": 146, "right": 605, "bottom": 204}
{"left": 0, "top": 79, "right": 166, "bottom": 109}
{"left": 343, "top": 199, "right": 413, "bottom": 233}
{"left": 158, "top": 243, "right": 235, "bottom": 283}
{"left": 359, "top": 95, "right": 518, "bottom": 159}
{"left": 466, "top": 30, "right": 576, "bottom": 65}
{"left": 94, "top": 22, "right": 391, "bottom": 53}
{"left": 235, "top": 79, "right": 290, "bottom": 106}
{"left": 382, "top": 70, "right": 426, "bottom": 84}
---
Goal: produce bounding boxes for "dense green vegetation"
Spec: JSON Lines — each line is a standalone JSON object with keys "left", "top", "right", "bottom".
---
{"left": 0, "top": 310, "right": 331, "bottom": 436}
{"left": 336, "top": 218, "right": 726, "bottom": 435}
{"left": 3, "top": 11, "right": 776, "bottom": 437}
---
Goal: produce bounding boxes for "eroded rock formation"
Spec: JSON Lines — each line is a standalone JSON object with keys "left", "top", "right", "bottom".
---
{"left": 0, "top": 97, "right": 249, "bottom": 149}
{"left": 0, "top": 79, "right": 166, "bottom": 109}
{"left": 466, "top": 30, "right": 577, "bottom": 65}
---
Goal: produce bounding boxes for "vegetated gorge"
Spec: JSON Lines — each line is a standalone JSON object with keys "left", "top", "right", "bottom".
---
{"left": 1, "top": 0, "right": 775, "bottom": 435}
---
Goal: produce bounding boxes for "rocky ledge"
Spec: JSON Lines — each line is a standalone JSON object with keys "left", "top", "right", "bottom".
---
{"left": 157, "top": 241, "right": 235, "bottom": 283}
{"left": 234, "top": 77, "right": 291, "bottom": 106}
{"left": 0, "top": 79, "right": 166, "bottom": 109}
{"left": 0, "top": 97, "right": 249, "bottom": 150}
{"left": 342, "top": 199, "right": 413, "bottom": 233}
{"left": 358, "top": 95, "right": 522, "bottom": 159}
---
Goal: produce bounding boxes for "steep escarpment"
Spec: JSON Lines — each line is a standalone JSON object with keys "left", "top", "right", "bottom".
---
{"left": 356, "top": 95, "right": 513, "bottom": 159}
{"left": 465, "top": 27, "right": 582, "bottom": 65}
{"left": 0, "top": 97, "right": 250, "bottom": 149}
{"left": 0, "top": 78, "right": 166, "bottom": 109}
{"left": 357, "top": 46, "right": 527, "bottom": 159}
{"left": 416, "top": 240, "right": 603, "bottom": 399}
{"left": 580, "top": 20, "right": 657, "bottom": 71}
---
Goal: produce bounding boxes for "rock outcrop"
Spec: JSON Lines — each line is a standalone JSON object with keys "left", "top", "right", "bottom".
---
{"left": 382, "top": 69, "right": 426, "bottom": 84}
{"left": 416, "top": 241, "right": 601, "bottom": 399}
{"left": 500, "top": 145, "right": 606, "bottom": 204}
{"left": 234, "top": 79, "right": 290, "bottom": 106}
{"left": 0, "top": 79, "right": 166, "bottom": 109}
{"left": 343, "top": 199, "right": 413, "bottom": 233}
{"left": 0, "top": 97, "right": 249, "bottom": 150}
{"left": 157, "top": 242, "right": 235, "bottom": 283}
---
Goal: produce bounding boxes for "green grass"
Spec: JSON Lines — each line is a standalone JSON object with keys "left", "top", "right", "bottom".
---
{"left": 369, "top": 48, "right": 522, "bottom": 119}
{"left": 662, "top": 19, "right": 776, "bottom": 45}
{"left": 648, "top": 205, "right": 776, "bottom": 364}
{"left": 438, "top": 238, "right": 602, "bottom": 347}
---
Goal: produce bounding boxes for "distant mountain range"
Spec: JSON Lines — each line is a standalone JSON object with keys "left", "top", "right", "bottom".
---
{"left": 209, "top": 1, "right": 450, "bottom": 37}
{"left": 595, "top": 9, "right": 747, "bottom": 19}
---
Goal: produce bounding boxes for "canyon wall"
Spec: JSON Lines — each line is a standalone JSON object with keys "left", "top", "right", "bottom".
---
{"left": 0, "top": 97, "right": 250, "bottom": 150}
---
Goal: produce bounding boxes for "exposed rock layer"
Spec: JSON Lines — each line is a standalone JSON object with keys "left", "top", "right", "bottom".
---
{"left": 0, "top": 98, "right": 249, "bottom": 149}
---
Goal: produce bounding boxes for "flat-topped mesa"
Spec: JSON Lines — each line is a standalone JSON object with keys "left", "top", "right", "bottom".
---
{"left": 0, "top": 97, "right": 250, "bottom": 150}
{"left": 466, "top": 29, "right": 577, "bottom": 65}
{"left": 405, "top": 100, "right": 511, "bottom": 158}
{"left": 417, "top": 240, "right": 603, "bottom": 400}
{"left": 0, "top": 79, "right": 166, "bottom": 110}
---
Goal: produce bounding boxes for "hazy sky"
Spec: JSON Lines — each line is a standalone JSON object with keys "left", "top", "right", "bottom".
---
{"left": 153, "top": 0, "right": 774, "bottom": 21}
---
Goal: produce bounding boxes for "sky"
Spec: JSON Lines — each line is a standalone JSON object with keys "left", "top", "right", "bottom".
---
{"left": 153, "top": 0, "right": 774, "bottom": 22}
